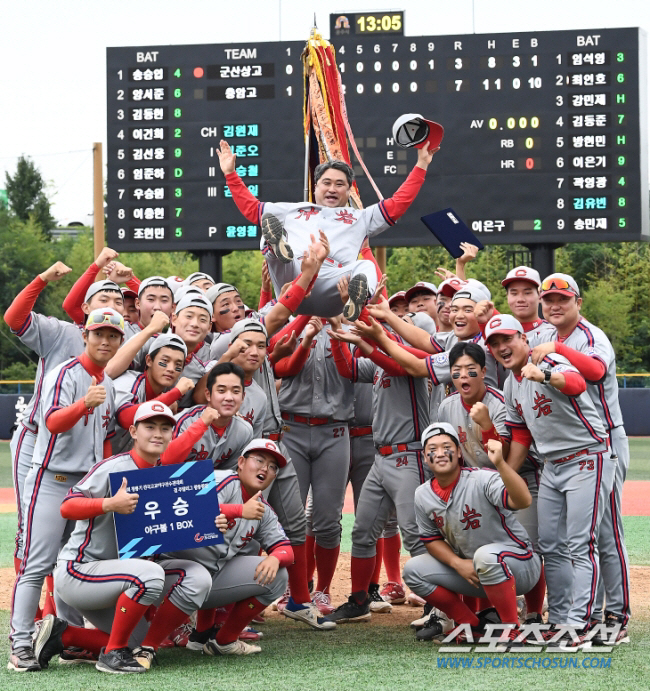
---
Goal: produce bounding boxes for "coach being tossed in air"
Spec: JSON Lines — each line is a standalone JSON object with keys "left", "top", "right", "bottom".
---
{"left": 403, "top": 423, "right": 541, "bottom": 645}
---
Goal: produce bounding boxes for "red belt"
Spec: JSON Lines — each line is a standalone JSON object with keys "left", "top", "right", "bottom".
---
{"left": 281, "top": 412, "right": 336, "bottom": 427}
{"left": 377, "top": 443, "right": 421, "bottom": 456}
{"left": 349, "top": 426, "right": 373, "bottom": 438}
{"left": 267, "top": 432, "right": 283, "bottom": 441}
{"left": 552, "top": 448, "right": 589, "bottom": 464}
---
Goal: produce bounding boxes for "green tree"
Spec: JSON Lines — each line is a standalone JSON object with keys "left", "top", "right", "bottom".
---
{"left": 4, "top": 156, "right": 56, "bottom": 234}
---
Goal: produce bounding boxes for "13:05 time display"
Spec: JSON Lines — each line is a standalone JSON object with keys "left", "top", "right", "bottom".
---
{"left": 355, "top": 12, "right": 403, "bottom": 34}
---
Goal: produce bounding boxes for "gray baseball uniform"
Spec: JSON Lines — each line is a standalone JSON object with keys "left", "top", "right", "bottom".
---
{"left": 238, "top": 378, "right": 268, "bottom": 438}
{"left": 504, "top": 353, "right": 616, "bottom": 627}
{"left": 437, "top": 387, "right": 543, "bottom": 548}
{"left": 428, "top": 334, "right": 501, "bottom": 390}
{"left": 172, "top": 406, "right": 253, "bottom": 469}
{"left": 168, "top": 471, "right": 290, "bottom": 607}
{"left": 337, "top": 348, "right": 431, "bottom": 558}
{"left": 403, "top": 468, "right": 541, "bottom": 599}
{"left": 278, "top": 326, "right": 354, "bottom": 550}
{"left": 536, "top": 317, "right": 630, "bottom": 625}
{"left": 10, "top": 357, "right": 117, "bottom": 650}
{"left": 8, "top": 314, "right": 84, "bottom": 560}
{"left": 53, "top": 452, "right": 211, "bottom": 644}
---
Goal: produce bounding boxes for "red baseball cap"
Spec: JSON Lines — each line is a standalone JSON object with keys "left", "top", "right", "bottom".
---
{"left": 241, "top": 439, "right": 287, "bottom": 468}
{"left": 484, "top": 314, "right": 524, "bottom": 343}
{"left": 392, "top": 113, "right": 444, "bottom": 151}
{"left": 388, "top": 291, "right": 407, "bottom": 307}
{"left": 437, "top": 277, "right": 467, "bottom": 298}
{"left": 540, "top": 273, "right": 580, "bottom": 298}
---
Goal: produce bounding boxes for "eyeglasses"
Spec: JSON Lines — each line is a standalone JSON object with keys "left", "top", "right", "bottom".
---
{"left": 540, "top": 277, "right": 574, "bottom": 293}
{"left": 246, "top": 455, "right": 279, "bottom": 474}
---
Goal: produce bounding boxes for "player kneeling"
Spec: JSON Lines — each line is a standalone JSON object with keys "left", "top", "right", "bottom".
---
{"left": 166, "top": 439, "right": 294, "bottom": 655}
{"left": 403, "top": 423, "right": 542, "bottom": 646}
{"left": 35, "top": 402, "right": 213, "bottom": 674}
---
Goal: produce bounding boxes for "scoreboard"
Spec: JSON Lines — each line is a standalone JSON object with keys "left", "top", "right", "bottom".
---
{"left": 106, "top": 25, "right": 648, "bottom": 252}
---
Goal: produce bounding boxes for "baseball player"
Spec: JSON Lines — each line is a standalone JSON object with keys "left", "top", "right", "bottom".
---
{"left": 111, "top": 333, "right": 196, "bottom": 454}
{"left": 437, "top": 341, "right": 543, "bottom": 549}
{"left": 166, "top": 439, "right": 294, "bottom": 655}
{"left": 33, "top": 401, "right": 213, "bottom": 674}
{"left": 8, "top": 308, "right": 124, "bottom": 671}
{"left": 121, "top": 288, "right": 139, "bottom": 324}
{"left": 325, "top": 325, "right": 430, "bottom": 623}
{"left": 214, "top": 319, "right": 270, "bottom": 438}
{"left": 216, "top": 139, "right": 436, "bottom": 319}
{"left": 184, "top": 271, "right": 215, "bottom": 293}
{"left": 485, "top": 313, "right": 616, "bottom": 643}
{"left": 530, "top": 273, "right": 631, "bottom": 643}
{"left": 276, "top": 315, "right": 355, "bottom": 613}
{"left": 405, "top": 282, "right": 438, "bottom": 323}
{"left": 402, "top": 423, "right": 541, "bottom": 644}
{"left": 169, "top": 362, "right": 253, "bottom": 469}
{"left": 388, "top": 291, "right": 408, "bottom": 318}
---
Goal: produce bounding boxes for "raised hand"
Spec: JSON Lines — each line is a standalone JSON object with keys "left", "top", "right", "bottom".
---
{"left": 216, "top": 140, "right": 236, "bottom": 175}
{"left": 106, "top": 477, "right": 139, "bottom": 515}
{"left": 148, "top": 310, "right": 170, "bottom": 334}
{"left": 40, "top": 261, "right": 72, "bottom": 283}
{"left": 175, "top": 377, "right": 195, "bottom": 395}
{"left": 474, "top": 300, "right": 495, "bottom": 325}
{"left": 242, "top": 490, "right": 266, "bottom": 520}
{"left": 95, "top": 246, "right": 119, "bottom": 269}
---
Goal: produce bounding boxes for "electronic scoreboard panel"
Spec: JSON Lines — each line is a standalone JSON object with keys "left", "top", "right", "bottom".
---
{"left": 106, "top": 26, "right": 648, "bottom": 252}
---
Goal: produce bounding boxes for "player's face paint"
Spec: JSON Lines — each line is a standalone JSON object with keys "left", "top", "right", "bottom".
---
{"left": 85, "top": 290, "right": 125, "bottom": 315}
{"left": 205, "top": 373, "right": 244, "bottom": 418}
{"left": 424, "top": 436, "right": 460, "bottom": 480}
{"left": 450, "top": 354, "right": 486, "bottom": 400}
{"left": 146, "top": 347, "right": 185, "bottom": 389}
{"left": 122, "top": 296, "right": 139, "bottom": 324}
{"left": 213, "top": 291, "right": 245, "bottom": 332}
{"left": 130, "top": 418, "right": 174, "bottom": 462}
{"left": 83, "top": 327, "right": 123, "bottom": 364}
{"left": 436, "top": 294, "right": 452, "bottom": 327}
{"left": 389, "top": 299, "right": 408, "bottom": 318}
{"left": 506, "top": 281, "right": 540, "bottom": 322}
{"left": 540, "top": 293, "right": 582, "bottom": 332}
{"left": 136, "top": 286, "right": 174, "bottom": 326}
{"left": 172, "top": 306, "right": 212, "bottom": 348}
{"left": 190, "top": 278, "right": 215, "bottom": 293}
{"left": 409, "top": 292, "right": 438, "bottom": 319}
{"left": 450, "top": 299, "right": 480, "bottom": 339}
{"left": 314, "top": 168, "right": 352, "bottom": 207}
{"left": 232, "top": 332, "right": 268, "bottom": 375}
{"left": 487, "top": 332, "right": 529, "bottom": 372}
{"left": 238, "top": 451, "right": 278, "bottom": 493}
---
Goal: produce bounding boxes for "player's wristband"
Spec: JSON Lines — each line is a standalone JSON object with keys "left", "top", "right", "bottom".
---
{"left": 278, "top": 282, "right": 306, "bottom": 313}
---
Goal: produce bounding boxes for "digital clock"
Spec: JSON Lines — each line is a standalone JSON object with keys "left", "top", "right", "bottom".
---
{"left": 330, "top": 12, "right": 404, "bottom": 37}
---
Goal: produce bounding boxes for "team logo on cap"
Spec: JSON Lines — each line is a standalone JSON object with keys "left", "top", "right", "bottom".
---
{"left": 515, "top": 269, "right": 528, "bottom": 277}
{"left": 265, "top": 441, "right": 277, "bottom": 451}
{"left": 151, "top": 403, "right": 165, "bottom": 413}
{"left": 488, "top": 317, "right": 502, "bottom": 328}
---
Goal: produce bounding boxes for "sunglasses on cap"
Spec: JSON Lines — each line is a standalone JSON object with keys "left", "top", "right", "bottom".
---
{"left": 540, "top": 277, "right": 575, "bottom": 293}
{"left": 87, "top": 311, "right": 124, "bottom": 327}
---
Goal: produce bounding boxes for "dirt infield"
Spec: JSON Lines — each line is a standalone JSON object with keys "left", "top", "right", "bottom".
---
{"left": 1, "top": 561, "right": 648, "bottom": 626}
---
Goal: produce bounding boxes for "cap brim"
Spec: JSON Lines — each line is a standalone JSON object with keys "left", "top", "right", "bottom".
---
{"left": 540, "top": 288, "right": 576, "bottom": 297}
{"left": 135, "top": 412, "right": 176, "bottom": 425}
{"left": 486, "top": 328, "right": 520, "bottom": 341}
{"left": 86, "top": 323, "right": 124, "bottom": 335}
{"left": 245, "top": 445, "right": 287, "bottom": 468}
{"left": 404, "top": 287, "right": 436, "bottom": 303}
{"left": 501, "top": 277, "right": 540, "bottom": 288}
{"left": 414, "top": 120, "right": 444, "bottom": 150}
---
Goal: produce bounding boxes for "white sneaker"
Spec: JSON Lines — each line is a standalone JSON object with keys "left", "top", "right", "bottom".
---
{"left": 282, "top": 602, "right": 336, "bottom": 630}
{"left": 204, "top": 639, "right": 261, "bottom": 656}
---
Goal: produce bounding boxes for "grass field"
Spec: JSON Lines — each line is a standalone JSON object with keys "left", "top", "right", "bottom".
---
{"left": 0, "top": 440, "right": 648, "bottom": 688}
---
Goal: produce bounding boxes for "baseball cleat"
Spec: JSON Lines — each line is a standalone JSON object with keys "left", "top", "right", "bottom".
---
{"left": 368, "top": 584, "right": 393, "bottom": 613}
{"left": 261, "top": 213, "right": 293, "bottom": 263}
{"left": 132, "top": 646, "right": 156, "bottom": 670}
{"left": 186, "top": 625, "right": 218, "bottom": 651}
{"left": 312, "top": 591, "right": 336, "bottom": 616}
{"left": 58, "top": 647, "right": 98, "bottom": 664}
{"left": 204, "top": 639, "right": 261, "bottom": 656}
{"left": 380, "top": 581, "right": 406, "bottom": 605}
{"left": 282, "top": 599, "right": 337, "bottom": 630}
{"left": 410, "top": 604, "right": 434, "bottom": 629}
{"left": 272, "top": 587, "right": 290, "bottom": 612}
{"left": 343, "top": 273, "right": 368, "bottom": 321}
{"left": 239, "top": 627, "right": 262, "bottom": 641}
{"left": 34, "top": 614, "right": 67, "bottom": 668}
{"left": 7, "top": 646, "right": 41, "bottom": 672}
{"left": 95, "top": 647, "right": 146, "bottom": 674}
{"left": 592, "top": 613, "right": 630, "bottom": 646}
{"left": 159, "top": 620, "right": 192, "bottom": 648}
{"left": 325, "top": 596, "right": 371, "bottom": 623}
{"left": 415, "top": 612, "right": 449, "bottom": 643}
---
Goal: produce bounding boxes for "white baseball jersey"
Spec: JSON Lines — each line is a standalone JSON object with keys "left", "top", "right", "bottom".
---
{"left": 260, "top": 200, "right": 393, "bottom": 267}
{"left": 503, "top": 354, "right": 608, "bottom": 461}
{"left": 415, "top": 467, "right": 533, "bottom": 558}
{"left": 9, "top": 314, "right": 84, "bottom": 431}
{"left": 58, "top": 452, "right": 141, "bottom": 562}
{"left": 172, "top": 406, "right": 253, "bottom": 468}
{"left": 34, "top": 358, "right": 116, "bottom": 474}
{"left": 166, "top": 470, "right": 290, "bottom": 574}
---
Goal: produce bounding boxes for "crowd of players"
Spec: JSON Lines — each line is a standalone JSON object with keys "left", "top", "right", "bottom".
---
{"left": 3, "top": 145, "right": 631, "bottom": 674}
